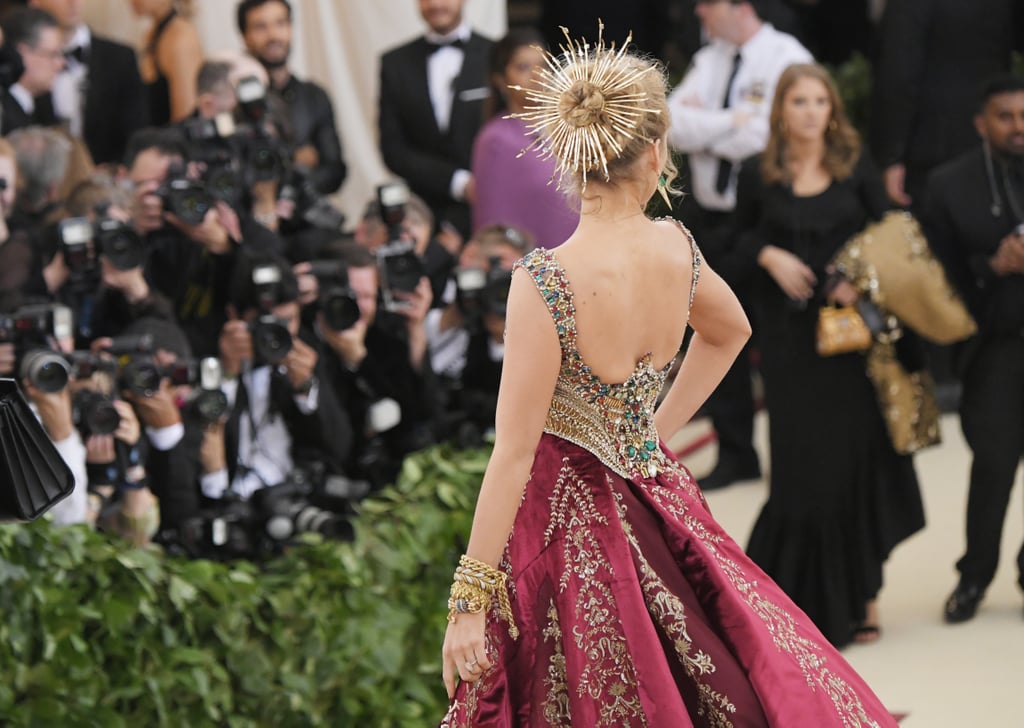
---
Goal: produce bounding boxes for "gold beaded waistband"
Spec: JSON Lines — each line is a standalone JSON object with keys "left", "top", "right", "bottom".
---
{"left": 544, "top": 383, "right": 665, "bottom": 480}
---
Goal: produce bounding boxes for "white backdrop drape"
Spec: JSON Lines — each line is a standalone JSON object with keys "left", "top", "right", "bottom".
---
{"left": 81, "top": 1, "right": 507, "bottom": 229}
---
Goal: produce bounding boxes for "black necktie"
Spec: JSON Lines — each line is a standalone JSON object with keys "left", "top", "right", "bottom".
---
{"left": 715, "top": 52, "right": 743, "bottom": 195}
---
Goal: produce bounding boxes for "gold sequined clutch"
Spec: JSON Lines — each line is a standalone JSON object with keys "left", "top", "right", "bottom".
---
{"left": 816, "top": 305, "right": 872, "bottom": 357}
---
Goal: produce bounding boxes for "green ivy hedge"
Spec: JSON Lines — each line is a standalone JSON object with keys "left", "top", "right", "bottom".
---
{"left": 0, "top": 444, "right": 490, "bottom": 727}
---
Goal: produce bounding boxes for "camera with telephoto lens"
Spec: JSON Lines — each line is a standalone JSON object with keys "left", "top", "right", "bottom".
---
{"left": 156, "top": 165, "right": 214, "bottom": 227}
{"left": 0, "top": 304, "right": 74, "bottom": 393}
{"left": 72, "top": 388, "right": 121, "bottom": 437}
{"left": 307, "top": 260, "right": 360, "bottom": 332}
{"left": 247, "top": 264, "right": 294, "bottom": 365}
{"left": 233, "top": 76, "right": 290, "bottom": 186}
{"left": 375, "top": 182, "right": 425, "bottom": 313}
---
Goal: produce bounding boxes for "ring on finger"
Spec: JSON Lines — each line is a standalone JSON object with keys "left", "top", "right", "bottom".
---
{"left": 465, "top": 658, "right": 479, "bottom": 671}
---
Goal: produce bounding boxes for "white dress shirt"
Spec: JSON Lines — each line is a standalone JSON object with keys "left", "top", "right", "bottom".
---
{"left": 667, "top": 24, "right": 812, "bottom": 211}
{"left": 201, "top": 365, "right": 319, "bottom": 500}
{"left": 425, "top": 22, "right": 474, "bottom": 201}
{"left": 53, "top": 24, "right": 91, "bottom": 138}
{"left": 8, "top": 83, "right": 34, "bottom": 116}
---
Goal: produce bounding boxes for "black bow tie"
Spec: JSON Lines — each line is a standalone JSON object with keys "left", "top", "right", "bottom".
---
{"left": 427, "top": 37, "right": 466, "bottom": 54}
{"left": 64, "top": 45, "right": 86, "bottom": 64}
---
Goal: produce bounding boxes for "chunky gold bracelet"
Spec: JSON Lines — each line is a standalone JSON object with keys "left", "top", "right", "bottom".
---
{"left": 446, "top": 555, "right": 519, "bottom": 640}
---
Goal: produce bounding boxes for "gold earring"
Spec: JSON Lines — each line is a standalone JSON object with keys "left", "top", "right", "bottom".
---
{"left": 657, "top": 173, "right": 672, "bottom": 210}
{"left": 828, "top": 119, "right": 838, "bottom": 132}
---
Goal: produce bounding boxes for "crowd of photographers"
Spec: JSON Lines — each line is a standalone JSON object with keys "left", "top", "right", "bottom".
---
{"left": 0, "top": 1, "right": 530, "bottom": 560}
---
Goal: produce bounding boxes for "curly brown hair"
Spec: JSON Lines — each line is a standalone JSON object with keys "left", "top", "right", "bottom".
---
{"left": 761, "top": 64, "right": 861, "bottom": 186}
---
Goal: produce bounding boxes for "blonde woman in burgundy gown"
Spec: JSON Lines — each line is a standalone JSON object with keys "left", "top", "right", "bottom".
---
{"left": 439, "top": 27, "right": 899, "bottom": 728}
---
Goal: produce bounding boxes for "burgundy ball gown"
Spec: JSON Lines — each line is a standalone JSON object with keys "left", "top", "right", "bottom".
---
{"left": 441, "top": 237, "right": 898, "bottom": 727}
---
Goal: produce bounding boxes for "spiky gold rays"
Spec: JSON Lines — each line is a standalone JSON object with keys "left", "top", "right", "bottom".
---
{"left": 509, "top": 21, "right": 658, "bottom": 190}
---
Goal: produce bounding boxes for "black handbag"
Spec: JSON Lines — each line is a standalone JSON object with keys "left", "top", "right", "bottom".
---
{"left": 0, "top": 379, "right": 75, "bottom": 521}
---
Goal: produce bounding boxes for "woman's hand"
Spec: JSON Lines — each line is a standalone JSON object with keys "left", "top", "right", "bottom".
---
{"left": 441, "top": 611, "right": 492, "bottom": 699}
{"left": 758, "top": 245, "right": 817, "bottom": 302}
{"left": 826, "top": 278, "right": 860, "bottom": 307}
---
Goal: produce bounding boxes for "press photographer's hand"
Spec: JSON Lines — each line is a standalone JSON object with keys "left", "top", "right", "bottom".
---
{"left": 318, "top": 311, "right": 368, "bottom": 369}
{"left": 166, "top": 206, "right": 232, "bottom": 255}
{"left": 282, "top": 336, "right": 317, "bottom": 392}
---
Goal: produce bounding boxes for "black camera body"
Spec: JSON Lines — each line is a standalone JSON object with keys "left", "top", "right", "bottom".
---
{"left": 308, "top": 260, "right": 360, "bottom": 332}
{"left": 57, "top": 217, "right": 100, "bottom": 292}
{"left": 157, "top": 171, "right": 214, "bottom": 227}
{"left": 456, "top": 256, "right": 513, "bottom": 326}
{"left": 0, "top": 305, "right": 75, "bottom": 393}
{"left": 170, "top": 462, "right": 361, "bottom": 561}
{"left": 72, "top": 388, "right": 121, "bottom": 437}
{"left": 279, "top": 168, "right": 346, "bottom": 232}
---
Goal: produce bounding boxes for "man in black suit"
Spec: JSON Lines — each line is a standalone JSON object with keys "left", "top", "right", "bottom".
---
{"left": 29, "top": 0, "right": 147, "bottom": 165}
{"left": 0, "top": 6, "right": 63, "bottom": 135}
{"left": 236, "top": 0, "right": 347, "bottom": 196}
{"left": 378, "top": 0, "right": 491, "bottom": 239}
{"left": 923, "top": 75, "right": 1024, "bottom": 624}
{"left": 871, "top": 0, "right": 1020, "bottom": 212}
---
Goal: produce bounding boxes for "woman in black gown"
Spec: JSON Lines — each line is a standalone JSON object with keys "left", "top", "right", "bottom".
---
{"left": 735, "top": 63, "right": 925, "bottom": 648}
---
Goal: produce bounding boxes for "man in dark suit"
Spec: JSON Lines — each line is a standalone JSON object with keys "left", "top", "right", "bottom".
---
{"left": 237, "top": 0, "right": 347, "bottom": 196}
{"left": 0, "top": 6, "right": 63, "bottom": 135}
{"left": 871, "top": 0, "right": 1020, "bottom": 212}
{"left": 29, "top": 0, "right": 147, "bottom": 165}
{"left": 923, "top": 75, "right": 1024, "bottom": 624}
{"left": 378, "top": 0, "right": 491, "bottom": 239}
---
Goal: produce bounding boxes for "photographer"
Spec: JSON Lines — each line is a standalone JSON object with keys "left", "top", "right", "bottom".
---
{"left": 3, "top": 304, "right": 88, "bottom": 524}
{"left": 202, "top": 251, "right": 351, "bottom": 501}
{"left": 0, "top": 136, "right": 49, "bottom": 314}
{"left": 60, "top": 177, "right": 174, "bottom": 341}
{"left": 237, "top": 0, "right": 346, "bottom": 195}
{"left": 70, "top": 368, "right": 157, "bottom": 545}
{"left": 315, "top": 241, "right": 435, "bottom": 489}
{"left": 355, "top": 189, "right": 459, "bottom": 312}
{"left": 426, "top": 224, "right": 532, "bottom": 442}
{"left": 125, "top": 126, "right": 284, "bottom": 358}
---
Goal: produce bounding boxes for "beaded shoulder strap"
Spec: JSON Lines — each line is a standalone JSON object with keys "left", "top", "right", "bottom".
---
{"left": 513, "top": 248, "right": 577, "bottom": 353}
{"left": 656, "top": 217, "right": 702, "bottom": 324}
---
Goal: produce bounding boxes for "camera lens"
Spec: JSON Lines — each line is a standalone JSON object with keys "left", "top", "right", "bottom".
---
{"left": 21, "top": 349, "right": 70, "bottom": 393}
{"left": 251, "top": 316, "right": 293, "bottom": 364}
{"left": 195, "top": 389, "right": 229, "bottom": 423}
{"left": 73, "top": 390, "right": 121, "bottom": 436}
{"left": 122, "top": 359, "right": 162, "bottom": 398}
{"left": 322, "top": 289, "right": 360, "bottom": 331}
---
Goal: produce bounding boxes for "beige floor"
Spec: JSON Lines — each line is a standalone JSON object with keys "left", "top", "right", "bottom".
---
{"left": 671, "top": 413, "right": 1024, "bottom": 727}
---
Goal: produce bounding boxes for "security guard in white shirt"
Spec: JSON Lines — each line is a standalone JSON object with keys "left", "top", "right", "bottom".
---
{"left": 667, "top": 0, "right": 811, "bottom": 491}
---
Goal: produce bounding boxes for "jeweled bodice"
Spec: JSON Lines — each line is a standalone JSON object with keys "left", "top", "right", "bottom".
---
{"left": 516, "top": 222, "right": 701, "bottom": 480}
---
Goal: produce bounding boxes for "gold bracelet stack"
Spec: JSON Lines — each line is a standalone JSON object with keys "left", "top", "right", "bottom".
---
{"left": 447, "top": 555, "right": 519, "bottom": 640}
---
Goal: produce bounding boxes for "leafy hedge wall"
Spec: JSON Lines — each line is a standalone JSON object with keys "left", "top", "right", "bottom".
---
{"left": 0, "top": 445, "right": 489, "bottom": 727}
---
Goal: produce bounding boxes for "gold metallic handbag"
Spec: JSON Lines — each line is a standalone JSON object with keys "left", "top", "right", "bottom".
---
{"left": 866, "top": 341, "right": 941, "bottom": 454}
{"left": 832, "top": 211, "right": 977, "bottom": 344}
{"left": 816, "top": 304, "right": 873, "bottom": 357}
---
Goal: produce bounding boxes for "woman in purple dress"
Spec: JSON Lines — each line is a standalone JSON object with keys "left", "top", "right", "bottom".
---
{"left": 471, "top": 28, "right": 579, "bottom": 248}
{"left": 440, "top": 27, "right": 899, "bottom": 727}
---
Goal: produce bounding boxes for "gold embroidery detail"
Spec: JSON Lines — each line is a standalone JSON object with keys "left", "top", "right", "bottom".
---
{"left": 620, "top": 512, "right": 737, "bottom": 727}
{"left": 636, "top": 470, "right": 883, "bottom": 728}
{"left": 542, "top": 599, "right": 572, "bottom": 726}
{"left": 545, "top": 461, "right": 647, "bottom": 725}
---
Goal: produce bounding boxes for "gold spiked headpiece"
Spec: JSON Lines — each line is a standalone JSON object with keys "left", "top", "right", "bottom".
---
{"left": 509, "top": 22, "right": 658, "bottom": 190}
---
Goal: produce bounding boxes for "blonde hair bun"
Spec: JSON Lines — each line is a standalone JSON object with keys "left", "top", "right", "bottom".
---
{"left": 509, "top": 22, "right": 671, "bottom": 193}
